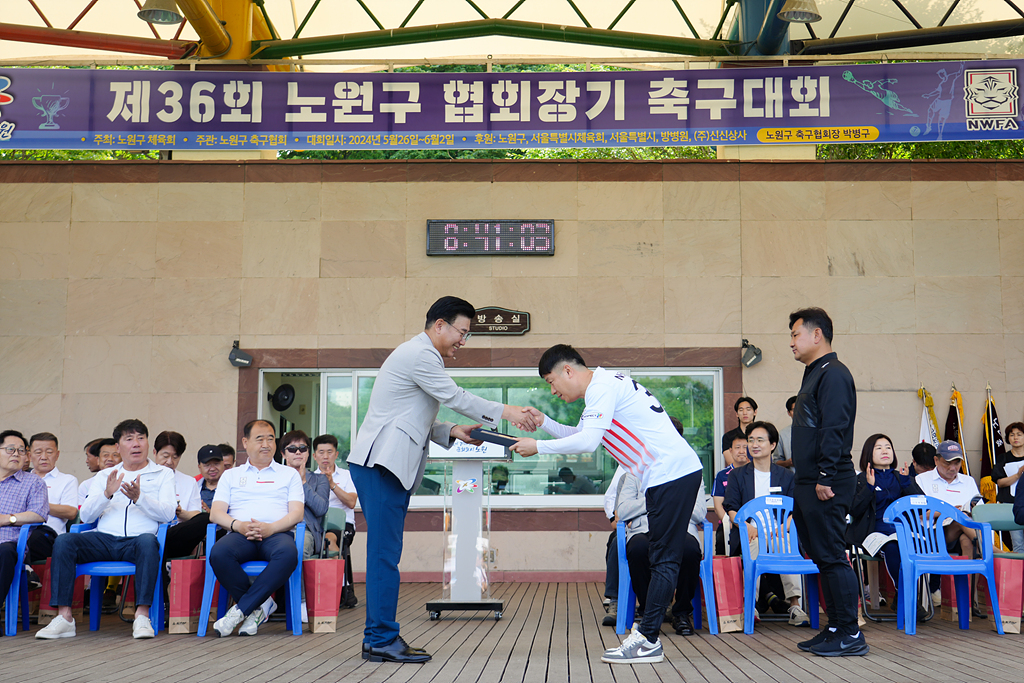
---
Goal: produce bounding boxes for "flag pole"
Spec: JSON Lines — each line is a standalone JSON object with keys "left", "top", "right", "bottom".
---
{"left": 952, "top": 382, "right": 969, "bottom": 476}
{"left": 986, "top": 382, "right": 995, "bottom": 472}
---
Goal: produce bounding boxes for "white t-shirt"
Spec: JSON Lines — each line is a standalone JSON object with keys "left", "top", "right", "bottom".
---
{"left": 41, "top": 467, "right": 78, "bottom": 535}
{"left": 171, "top": 469, "right": 203, "bottom": 523}
{"left": 537, "top": 367, "right": 703, "bottom": 490}
{"left": 915, "top": 469, "right": 980, "bottom": 511}
{"left": 213, "top": 460, "right": 304, "bottom": 524}
{"left": 753, "top": 468, "right": 772, "bottom": 499}
{"left": 324, "top": 467, "right": 357, "bottom": 526}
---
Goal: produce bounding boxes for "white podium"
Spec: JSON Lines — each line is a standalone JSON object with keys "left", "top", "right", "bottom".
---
{"left": 425, "top": 439, "right": 506, "bottom": 621}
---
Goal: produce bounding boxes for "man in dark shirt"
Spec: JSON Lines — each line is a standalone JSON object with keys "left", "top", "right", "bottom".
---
{"left": 162, "top": 445, "right": 227, "bottom": 560}
{"left": 787, "top": 308, "right": 866, "bottom": 657}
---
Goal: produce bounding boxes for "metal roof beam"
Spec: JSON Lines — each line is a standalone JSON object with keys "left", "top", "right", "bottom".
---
{"left": 0, "top": 21, "right": 195, "bottom": 58}
{"left": 252, "top": 18, "right": 732, "bottom": 60}
{"left": 794, "top": 17, "right": 1024, "bottom": 54}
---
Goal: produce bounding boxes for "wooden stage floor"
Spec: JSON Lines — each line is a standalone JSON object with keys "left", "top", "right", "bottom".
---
{"left": 2, "top": 582, "right": 1018, "bottom": 683}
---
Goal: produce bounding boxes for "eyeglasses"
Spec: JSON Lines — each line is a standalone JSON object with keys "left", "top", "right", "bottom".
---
{"left": 284, "top": 445, "right": 309, "bottom": 454}
{"left": 2, "top": 446, "right": 27, "bottom": 456}
{"left": 747, "top": 437, "right": 770, "bottom": 445}
{"left": 445, "top": 320, "right": 472, "bottom": 341}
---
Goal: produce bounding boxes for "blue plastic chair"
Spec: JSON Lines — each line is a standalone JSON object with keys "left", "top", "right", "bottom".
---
{"left": 4, "top": 523, "right": 41, "bottom": 636}
{"left": 197, "top": 522, "right": 305, "bottom": 636}
{"left": 614, "top": 519, "right": 718, "bottom": 635}
{"left": 883, "top": 495, "right": 1002, "bottom": 635}
{"left": 71, "top": 521, "right": 170, "bottom": 633}
{"left": 735, "top": 495, "right": 820, "bottom": 635}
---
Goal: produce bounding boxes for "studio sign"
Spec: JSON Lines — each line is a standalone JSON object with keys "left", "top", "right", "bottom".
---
{"left": 470, "top": 307, "right": 530, "bottom": 336}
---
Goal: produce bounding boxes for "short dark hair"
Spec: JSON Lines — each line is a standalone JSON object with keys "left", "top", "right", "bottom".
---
{"left": 538, "top": 344, "right": 587, "bottom": 377}
{"left": 1006, "top": 422, "right": 1024, "bottom": 441}
{"left": 217, "top": 443, "right": 236, "bottom": 458}
{"left": 789, "top": 307, "right": 834, "bottom": 344}
{"left": 154, "top": 431, "right": 186, "bottom": 457}
{"left": 243, "top": 419, "right": 275, "bottom": 439}
{"left": 731, "top": 429, "right": 749, "bottom": 446}
{"left": 84, "top": 437, "right": 103, "bottom": 454}
{"left": 786, "top": 396, "right": 797, "bottom": 412}
{"left": 425, "top": 296, "right": 475, "bottom": 329}
{"left": 89, "top": 438, "right": 116, "bottom": 457}
{"left": 313, "top": 434, "right": 339, "bottom": 450}
{"left": 669, "top": 416, "right": 685, "bottom": 438}
{"left": 0, "top": 430, "right": 27, "bottom": 448}
{"left": 280, "top": 430, "right": 311, "bottom": 452}
{"left": 113, "top": 419, "right": 148, "bottom": 442}
{"left": 860, "top": 434, "right": 896, "bottom": 472}
{"left": 734, "top": 396, "right": 758, "bottom": 412}
{"left": 911, "top": 442, "right": 937, "bottom": 469}
{"left": 746, "top": 421, "right": 778, "bottom": 449}
{"left": 29, "top": 432, "right": 59, "bottom": 449}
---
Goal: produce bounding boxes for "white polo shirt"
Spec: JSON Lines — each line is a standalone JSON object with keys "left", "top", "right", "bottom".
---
{"left": 41, "top": 467, "right": 78, "bottom": 535}
{"left": 323, "top": 467, "right": 357, "bottom": 526}
{"left": 171, "top": 469, "right": 203, "bottom": 521}
{"left": 213, "top": 460, "right": 304, "bottom": 524}
{"left": 916, "top": 468, "right": 980, "bottom": 511}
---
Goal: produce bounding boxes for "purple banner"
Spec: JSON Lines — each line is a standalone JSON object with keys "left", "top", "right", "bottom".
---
{"left": 0, "top": 61, "right": 1019, "bottom": 150}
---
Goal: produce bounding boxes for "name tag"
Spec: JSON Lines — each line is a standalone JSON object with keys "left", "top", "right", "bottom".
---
{"left": 768, "top": 486, "right": 782, "bottom": 494}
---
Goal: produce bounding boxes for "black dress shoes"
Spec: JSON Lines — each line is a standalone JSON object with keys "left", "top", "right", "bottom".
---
{"left": 672, "top": 613, "right": 695, "bottom": 636}
{"left": 364, "top": 636, "right": 432, "bottom": 663}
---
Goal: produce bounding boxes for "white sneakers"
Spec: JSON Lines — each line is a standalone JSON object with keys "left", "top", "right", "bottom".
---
{"left": 213, "top": 605, "right": 246, "bottom": 637}
{"left": 36, "top": 613, "right": 155, "bottom": 640}
{"left": 601, "top": 629, "right": 664, "bottom": 664}
{"left": 238, "top": 607, "right": 268, "bottom": 636}
{"left": 132, "top": 615, "right": 155, "bottom": 639}
{"left": 788, "top": 605, "right": 811, "bottom": 627}
{"left": 35, "top": 615, "right": 76, "bottom": 639}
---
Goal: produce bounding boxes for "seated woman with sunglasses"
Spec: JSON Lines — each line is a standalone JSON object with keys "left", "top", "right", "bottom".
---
{"left": 280, "top": 430, "right": 329, "bottom": 621}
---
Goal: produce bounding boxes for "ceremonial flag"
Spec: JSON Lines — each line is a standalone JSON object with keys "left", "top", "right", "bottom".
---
{"left": 918, "top": 387, "right": 940, "bottom": 448}
{"left": 981, "top": 386, "right": 1006, "bottom": 478}
{"left": 944, "top": 385, "right": 969, "bottom": 477}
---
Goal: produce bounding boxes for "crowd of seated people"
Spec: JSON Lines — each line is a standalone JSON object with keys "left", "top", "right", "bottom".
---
{"left": 606, "top": 393, "right": 1020, "bottom": 639}
{"left": 0, "top": 417, "right": 359, "bottom": 640}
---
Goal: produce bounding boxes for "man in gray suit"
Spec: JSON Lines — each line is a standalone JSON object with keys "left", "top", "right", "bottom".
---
{"left": 349, "top": 296, "right": 537, "bottom": 663}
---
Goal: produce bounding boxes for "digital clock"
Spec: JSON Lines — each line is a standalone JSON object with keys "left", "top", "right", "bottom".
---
{"left": 426, "top": 220, "right": 554, "bottom": 256}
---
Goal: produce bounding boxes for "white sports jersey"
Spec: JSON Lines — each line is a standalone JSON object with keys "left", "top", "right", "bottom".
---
{"left": 541, "top": 367, "right": 703, "bottom": 490}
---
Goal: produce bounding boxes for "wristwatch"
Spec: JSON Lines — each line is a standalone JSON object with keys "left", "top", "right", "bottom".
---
{"left": 8, "top": 515, "right": 16, "bottom": 526}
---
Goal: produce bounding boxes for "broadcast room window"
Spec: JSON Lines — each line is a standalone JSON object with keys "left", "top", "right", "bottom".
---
{"left": 261, "top": 368, "right": 721, "bottom": 508}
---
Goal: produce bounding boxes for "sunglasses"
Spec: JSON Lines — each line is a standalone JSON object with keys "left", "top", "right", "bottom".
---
{"left": 284, "top": 444, "right": 309, "bottom": 454}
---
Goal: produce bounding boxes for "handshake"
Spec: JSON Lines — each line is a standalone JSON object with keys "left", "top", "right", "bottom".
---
{"left": 450, "top": 405, "right": 546, "bottom": 457}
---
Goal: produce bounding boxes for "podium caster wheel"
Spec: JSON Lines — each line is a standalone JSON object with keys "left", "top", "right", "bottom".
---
{"left": 494, "top": 611, "right": 502, "bottom": 621}
{"left": 429, "top": 611, "right": 441, "bottom": 621}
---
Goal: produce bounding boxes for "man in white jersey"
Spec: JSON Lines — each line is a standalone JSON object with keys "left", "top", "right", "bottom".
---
{"left": 511, "top": 344, "right": 704, "bottom": 665}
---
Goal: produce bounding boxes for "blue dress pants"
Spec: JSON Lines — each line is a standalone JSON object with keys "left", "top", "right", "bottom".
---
{"left": 349, "top": 462, "right": 412, "bottom": 648}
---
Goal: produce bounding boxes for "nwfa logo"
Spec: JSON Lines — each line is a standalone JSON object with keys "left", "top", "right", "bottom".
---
{"left": 963, "top": 68, "right": 1019, "bottom": 131}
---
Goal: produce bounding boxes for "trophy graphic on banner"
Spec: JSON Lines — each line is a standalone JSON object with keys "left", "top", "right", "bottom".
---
{"left": 32, "top": 95, "right": 70, "bottom": 130}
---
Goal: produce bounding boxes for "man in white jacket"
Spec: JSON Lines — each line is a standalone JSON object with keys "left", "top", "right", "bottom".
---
{"left": 36, "top": 419, "right": 176, "bottom": 640}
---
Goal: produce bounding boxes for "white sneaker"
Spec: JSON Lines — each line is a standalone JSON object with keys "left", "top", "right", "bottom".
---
{"left": 133, "top": 614, "right": 155, "bottom": 639}
{"left": 601, "top": 629, "right": 664, "bottom": 664}
{"left": 213, "top": 605, "right": 245, "bottom": 637}
{"left": 238, "top": 607, "right": 267, "bottom": 636}
{"left": 36, "top": 615, "right": 76, "bottom": 639}
{"left": 261, "top": 595, "right": 278, "bottom": 618}
{"left": 300, "top": 601, "right": 308, "bottom": 624}
{"left": 788, "top": 605, "right": 810, "bottom": 627}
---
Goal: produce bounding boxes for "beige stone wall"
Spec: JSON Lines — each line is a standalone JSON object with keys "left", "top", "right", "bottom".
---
{"left": 1, "top": 160, "right": 1021, "bottom": 575}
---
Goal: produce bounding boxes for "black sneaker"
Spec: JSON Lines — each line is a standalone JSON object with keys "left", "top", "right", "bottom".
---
{"left": 797, "top": 628, "right": 836, "bottom": 652}
{"left": 26, "top": 570, "right": 42, "bottom": 591}
{"left": 809, "top": 631, "right": 869, "bottom": 657}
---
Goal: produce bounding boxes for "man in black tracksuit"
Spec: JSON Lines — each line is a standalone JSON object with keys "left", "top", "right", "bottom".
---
{"left": 787, "top": 307, "right": 867, "bottom": 657}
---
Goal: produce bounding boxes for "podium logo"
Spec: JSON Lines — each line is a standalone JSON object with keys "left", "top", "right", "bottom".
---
{"left": 455, "top": 478, "right": 478, "bottom": 494}
{"left": 964, "top": 68, "right": 1019, "bottom": 131}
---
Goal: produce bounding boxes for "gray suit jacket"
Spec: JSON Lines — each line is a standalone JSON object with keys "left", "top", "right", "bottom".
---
{"left": 348, "top": 332, "right": 504, "bottom": 491}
